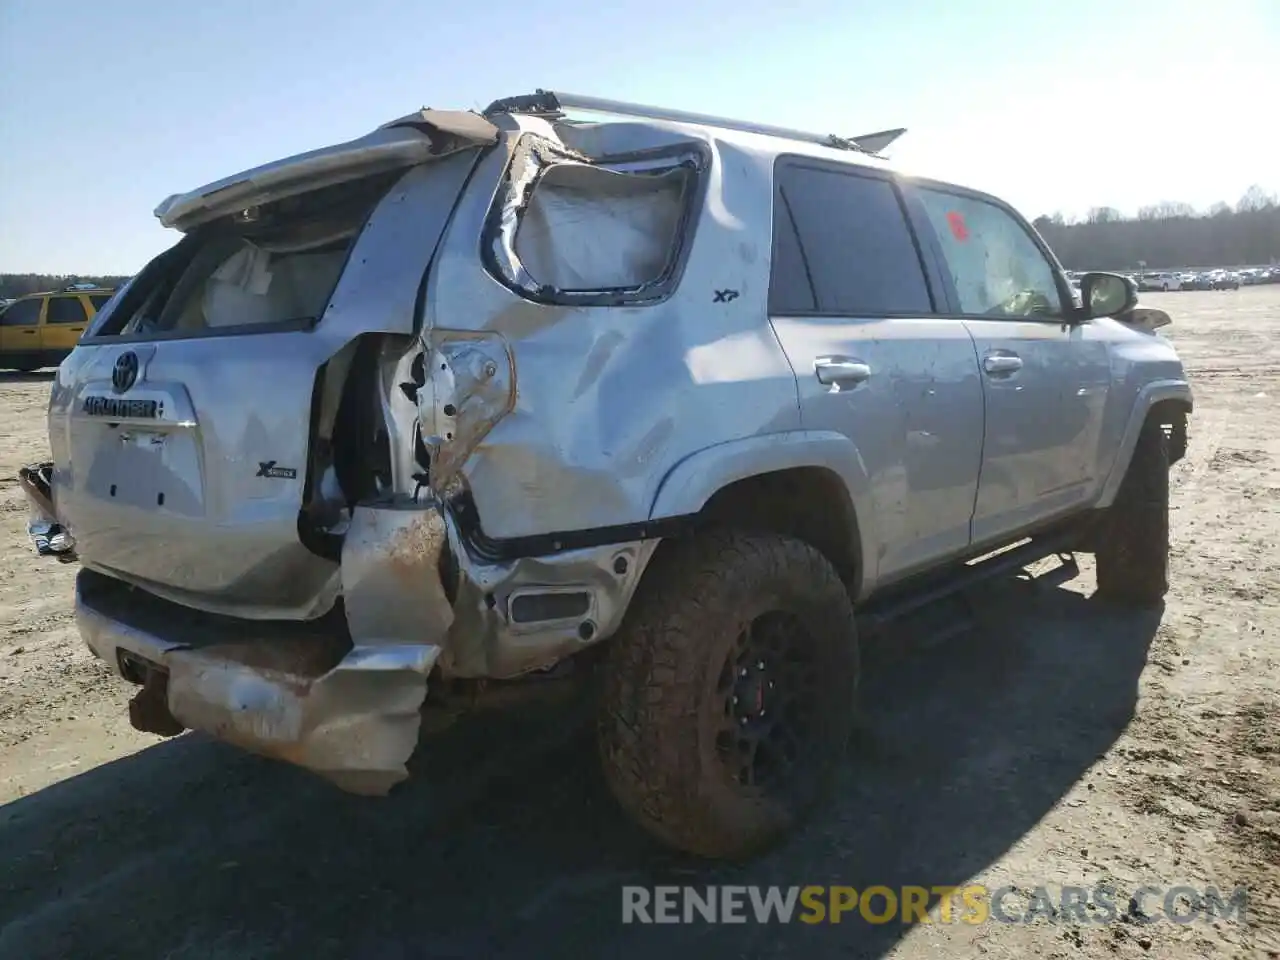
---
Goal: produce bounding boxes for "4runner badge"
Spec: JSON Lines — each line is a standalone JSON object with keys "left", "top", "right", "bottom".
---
{"left": 255, "top": 461, "right": 297, "bottom": 480}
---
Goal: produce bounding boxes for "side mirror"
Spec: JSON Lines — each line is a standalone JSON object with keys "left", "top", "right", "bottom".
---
{"left": 1078, "top": 272, "right": 1138, "bottom": 319}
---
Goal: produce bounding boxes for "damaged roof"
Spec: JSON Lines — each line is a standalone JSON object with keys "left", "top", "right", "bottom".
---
{"left": 154, "top": 95, "right": 904, "bottom": 233}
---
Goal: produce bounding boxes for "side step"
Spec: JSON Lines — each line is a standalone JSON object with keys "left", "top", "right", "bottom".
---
{"left": 857, "top": 534, "right": 1081, "bottom": 638}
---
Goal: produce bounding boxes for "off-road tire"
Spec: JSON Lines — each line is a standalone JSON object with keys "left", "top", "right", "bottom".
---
{"left": 1095, "top": 419, "right": 1170, "bottom": 605}
{"left": 597, "top": 531, "right": 859, "bottom": 859}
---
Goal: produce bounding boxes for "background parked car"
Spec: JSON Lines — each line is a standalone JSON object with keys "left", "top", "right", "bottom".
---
{"left": 1140, "top": 272, "right": 1182, "bottom": 291}
{"left": 0, "top": 285, "right": 114, "bottom": 372}
{"left": 1211, "top": 271, "right": 1241, "bottom": 290}
{"left": 1240, "top": 267, "right": 1279, "bottom": 285}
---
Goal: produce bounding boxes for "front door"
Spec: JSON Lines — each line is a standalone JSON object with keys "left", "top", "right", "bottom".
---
{"left": 909, "top": 185, "right": 1111, "bottom": 546}
{"left": 767, "top": 159, "right": 985, "bottom": 589}
{"left": 0, "top": 297, "right": 46, "bottom": 368}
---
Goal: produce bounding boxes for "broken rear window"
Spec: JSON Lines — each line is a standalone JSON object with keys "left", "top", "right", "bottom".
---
{"left": 486, "top": 140, "right": 704, "bottom": 306}
{"left": 87, "top": 172, "right": 399, "bottom": 340}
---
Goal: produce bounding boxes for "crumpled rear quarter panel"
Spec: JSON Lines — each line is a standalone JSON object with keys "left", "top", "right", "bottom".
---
{"left": 426, "top": 133, "right": 801, "bottom": 539}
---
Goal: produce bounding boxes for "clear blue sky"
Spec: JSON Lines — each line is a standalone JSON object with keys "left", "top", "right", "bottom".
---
{"left": 2, "top": 0, "right": 1277, "bottom": 274}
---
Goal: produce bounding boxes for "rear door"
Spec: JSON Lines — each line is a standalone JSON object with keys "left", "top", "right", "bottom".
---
{"left": 906, "top": 184, "right": 1111, "bottom": 546}
{"left": 41, "top": 294, "right": 91, "bottom": 354}
{"left": 0, "top": 297, "right": 45, "bottom": 364}
{"left": 767, "top": 158, "right": 985, "bottom": 588}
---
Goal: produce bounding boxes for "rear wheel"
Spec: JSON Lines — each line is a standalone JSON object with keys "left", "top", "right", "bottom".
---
{"left": 1095, "top": 419, "right": 1170, "bottom": 605}
{"left": 597, "top": 531, "right": 859, "bottom": 859}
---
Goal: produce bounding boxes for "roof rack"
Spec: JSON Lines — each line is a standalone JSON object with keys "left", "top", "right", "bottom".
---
{"left": 482, "top": 90, "right": 906, "bottom": 155}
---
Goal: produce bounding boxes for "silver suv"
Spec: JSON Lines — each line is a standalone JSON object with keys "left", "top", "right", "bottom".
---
{"left": 19, "top": 91, "right": 1192, "bottom": 858}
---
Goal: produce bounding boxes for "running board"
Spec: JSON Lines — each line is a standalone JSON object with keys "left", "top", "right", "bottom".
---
{"left": 857, "top": 534, "right": 1080, "bottom": 635}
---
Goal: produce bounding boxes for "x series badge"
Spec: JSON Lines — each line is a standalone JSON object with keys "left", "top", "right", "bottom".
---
{"left": 256, "top": 461, "right": 297, "bottom": 480}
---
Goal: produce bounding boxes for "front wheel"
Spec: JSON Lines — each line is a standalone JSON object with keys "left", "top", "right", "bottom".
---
{"left": 597, "top": 531, "right": 859, "bottom": 859}
{"left": 1095, "top": 419, "right": 1170, "bottom": 605}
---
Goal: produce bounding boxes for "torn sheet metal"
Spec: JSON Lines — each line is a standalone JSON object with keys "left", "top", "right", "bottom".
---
{"left": 64, "top": 485, "right": 658, "bottom": 792}
{"left": 166, "top": 636, "right": 439, "bottom": 795}
{"left": 415, "top": 333, "right": 514, "bottom": 489}
{"left": 68, "top": 504, "right": 459, "bottom": 795}
{"left": 341, "top": 501, "right": 455, "bottom": 646}
{"left": 440, "top": 531, "right": 659, "bottom": 679}
{"left": 75, "top": 581, "right": 442, "bottom": 794}
{"left": 339, "top": 498, "right": 656, "bottom": 680}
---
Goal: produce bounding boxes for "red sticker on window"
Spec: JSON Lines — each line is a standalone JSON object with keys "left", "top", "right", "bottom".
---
{"left": 946, "top": 211, "right": 969, "bottom": 241}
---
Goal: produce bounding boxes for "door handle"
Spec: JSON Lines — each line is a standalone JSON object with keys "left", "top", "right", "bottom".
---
{"left": 815, "top": 357, "right": 872, "bottom": 387}
{"left": 983, "top": 352, "right": 1023, "bottom": 375}
{"left": 21, "top": 330, "right": 37, "bottom": 335}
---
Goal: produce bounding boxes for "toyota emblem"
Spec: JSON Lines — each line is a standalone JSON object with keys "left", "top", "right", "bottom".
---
{"left": 111, "top": 351, "right": 139, "bottom": 393}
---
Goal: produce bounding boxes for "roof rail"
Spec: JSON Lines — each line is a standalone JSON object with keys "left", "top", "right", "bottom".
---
{"left": 483, "top": 90, "right": 905, "bottom": 154}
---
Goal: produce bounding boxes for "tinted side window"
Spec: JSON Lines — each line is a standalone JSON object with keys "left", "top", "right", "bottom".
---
{"left": 772, "top": 165, "right": 933, "bottom": 315}
{"left": 89, "top": 294, "right": 113, "bottom": 312}
{"left": 1, "top": 298, "right": 43, "bottom": 326}
{"left": 916, "top": 189, "right": 1063, "bottom": 318}
{"left": 46, "top": 296, "right": 88, "bottom": 324}
{"left": 769, "top": 198, "right": 816, "bottom": 312}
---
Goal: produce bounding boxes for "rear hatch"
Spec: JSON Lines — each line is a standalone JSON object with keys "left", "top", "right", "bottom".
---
{"left": 48, "top": 111, "right": 499, "bottom": 619}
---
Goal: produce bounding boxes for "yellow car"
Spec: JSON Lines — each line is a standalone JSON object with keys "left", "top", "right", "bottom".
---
{"left": 0, "top": 286, "right": 115, "bottom": 372}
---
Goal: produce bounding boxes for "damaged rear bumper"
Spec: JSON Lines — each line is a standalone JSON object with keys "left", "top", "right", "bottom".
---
{"left": 26, "top": 476, "right": 656, "bottom": 793}
{"left": 77, "top": 569, "right": 440, "bottom": 794}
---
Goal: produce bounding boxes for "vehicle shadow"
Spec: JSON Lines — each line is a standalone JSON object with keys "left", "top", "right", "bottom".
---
{"left": 0, "top": 576, "right": 1160, "bottom": 960}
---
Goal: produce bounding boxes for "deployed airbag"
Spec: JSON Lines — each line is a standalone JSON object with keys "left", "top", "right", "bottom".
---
{"left": 512, "top": 163, "right": 689, "bottom": 291}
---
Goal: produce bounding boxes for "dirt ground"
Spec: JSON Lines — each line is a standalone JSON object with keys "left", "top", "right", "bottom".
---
{"left": 1, "top": 289, "right": 1277, "bottom": 959}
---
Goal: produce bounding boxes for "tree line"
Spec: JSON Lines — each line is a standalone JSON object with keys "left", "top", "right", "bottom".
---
{"left": 3, "top": 184, "right": 1278, "bottom": 293}
{"left": 0, "top": 274, "right": 132, "bottom": 301}
{"left": 1033, "top": 185, "right": 1280, "bottom": 272}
